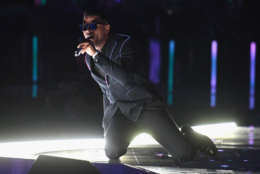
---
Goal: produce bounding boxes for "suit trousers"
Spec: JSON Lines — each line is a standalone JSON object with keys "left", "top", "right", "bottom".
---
{"left": 104, "top": 100, "right": 195, "bottom": 161}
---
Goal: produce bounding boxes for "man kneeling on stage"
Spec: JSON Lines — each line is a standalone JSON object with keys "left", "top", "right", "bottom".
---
{"left": 76, "top": 8, "right": 217, "bottom": 164}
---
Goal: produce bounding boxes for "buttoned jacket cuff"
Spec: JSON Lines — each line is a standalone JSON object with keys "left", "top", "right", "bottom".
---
{"left": 92, "top": 51, "right": 100, "bottom": 62}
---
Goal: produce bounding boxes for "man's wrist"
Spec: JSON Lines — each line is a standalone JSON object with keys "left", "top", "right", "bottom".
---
{"left": 92, "top": 51, "right": 99, "bottom": 58}
{"left": 92, "top": 51, "right": 100, "bottom": 62}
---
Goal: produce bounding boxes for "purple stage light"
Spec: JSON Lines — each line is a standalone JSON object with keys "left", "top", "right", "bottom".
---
{"left": 34, "top": 0, "right": 41, "bottom": 5}
{"left": 249, "top": 42, "right": 256, "bottom": 110}
{"left": 210, "top": 40, "right": 218, "bottom": 107}
{"left": 220, "top": 164, "right": 229, "bottom": 168}
{"left": 149, "top": 39, "right": 161, "bottom": 84}
{"left": 34, "top": 0, "right": 46, "bottom": 6}
{"left": 248, "top": 125, "right": 255, "bottom": 145}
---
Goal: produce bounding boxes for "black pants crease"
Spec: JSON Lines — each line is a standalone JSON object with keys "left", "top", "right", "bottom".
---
{"left": 104, "top": 100, "right": 195, "bottom": 161}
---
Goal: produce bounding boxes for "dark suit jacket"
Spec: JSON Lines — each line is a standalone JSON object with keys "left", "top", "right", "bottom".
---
{"left": 85, "top": 33, "right": 157, "bottom": 135}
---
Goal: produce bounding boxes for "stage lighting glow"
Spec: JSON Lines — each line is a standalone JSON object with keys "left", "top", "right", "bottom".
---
{"left": 149, "top": 39, "right": 161, "bottom": 84}
{"left": 0, "top": 122, "right": 237, "bottom": 160}
{"left": 34, "top": 0, "right": 46, "bottom": 6}
{"left": 130, "top": 122, "right": 238, "bottom": 144}
{"left": 32, "top": 36, "right": 38, "bottom": 98}
{"left": 210, "top": 40, "right": 218, "bottom": 107}
{"left": 248, "top": 125, "right": 255, "bottom": 145}
{"left": 34, "top": 0, "right": 41, "bottom": 5}
{"left": 0, "top": 139, "right": 104, "bottom": 160}
{"left": 41, "top": 0, "right": 46, "bottom": 5}
{"left": 249, "top": 42, "right": 256, "bottom": 110}
{"left": 130, "top": 133, "right": 159, "bottom": 146}
{"left": 167, "top": 40, "right": 175, "bottom": 105}
{"left": 192, "top": 122, "right": 237, "bottom": 139}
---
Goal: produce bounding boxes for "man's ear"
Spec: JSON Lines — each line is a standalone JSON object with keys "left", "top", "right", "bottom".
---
{"left": 105, "top": 24, "right": 111, "bottom": 33}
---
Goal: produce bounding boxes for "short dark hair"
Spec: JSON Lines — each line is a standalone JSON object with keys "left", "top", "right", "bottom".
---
{"left": 83, "top": 8, "right": 109, "bottom": 24}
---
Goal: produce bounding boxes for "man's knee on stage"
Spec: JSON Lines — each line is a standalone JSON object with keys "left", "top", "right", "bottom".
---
{"left": 105, "top": 145, "right": 127, "bottom": 159}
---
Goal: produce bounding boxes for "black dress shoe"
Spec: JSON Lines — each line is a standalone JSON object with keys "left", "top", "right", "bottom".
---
{"left": 181, "top": 125, "right": 217, "bottom": 157}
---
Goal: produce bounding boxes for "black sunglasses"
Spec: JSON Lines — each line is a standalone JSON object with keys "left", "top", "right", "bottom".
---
{"left": 80, "top": 22, "right": 104, "bottom": 31}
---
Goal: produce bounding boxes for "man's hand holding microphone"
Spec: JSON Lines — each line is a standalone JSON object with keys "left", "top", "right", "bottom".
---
{"left": 75, "top": 36, "right": 98, "bottom": 58}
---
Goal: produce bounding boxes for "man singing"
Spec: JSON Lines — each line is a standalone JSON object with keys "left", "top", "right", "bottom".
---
{"left": 76, "top": 9, "right": 217, "bottom": 164}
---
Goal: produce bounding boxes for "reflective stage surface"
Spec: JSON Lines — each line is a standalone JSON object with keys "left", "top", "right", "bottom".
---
{"left": 0, "top": 125, "right": 260, "bottom": 174}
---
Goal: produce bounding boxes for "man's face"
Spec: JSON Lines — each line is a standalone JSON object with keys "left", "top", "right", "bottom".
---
{"left": 82, "top": 15, "right": 110, "bottom": 47}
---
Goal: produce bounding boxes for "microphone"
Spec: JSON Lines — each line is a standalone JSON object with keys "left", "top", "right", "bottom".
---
{"left": 74, "top": 36, "right": 93, "bottom": 57}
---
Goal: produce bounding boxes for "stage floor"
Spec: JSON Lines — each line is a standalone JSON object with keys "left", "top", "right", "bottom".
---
{"left": 0, "top": 125, "right": 259, "bottom": 174}
{"left": 38, "top": 125, "right": 260, "bottom": 174}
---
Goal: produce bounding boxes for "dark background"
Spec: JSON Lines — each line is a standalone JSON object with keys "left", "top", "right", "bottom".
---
{"left": 0, "top": 0, "right": 259, "bottom": 142}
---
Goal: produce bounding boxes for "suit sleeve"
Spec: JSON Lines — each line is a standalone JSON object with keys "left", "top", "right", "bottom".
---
{"left": 93, "top": 39, "right": 139, "bottom": 88}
